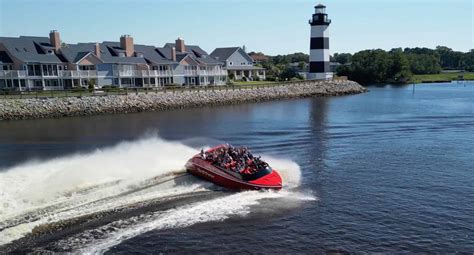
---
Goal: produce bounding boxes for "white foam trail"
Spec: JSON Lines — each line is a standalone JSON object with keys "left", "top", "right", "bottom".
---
{"left": 0, "top": 136, "right": 310, "bottom": 249}
{"left": 0, "top": 136, "right": 199, "bottom": 245}
{"left": 263, "top": 155, "right": 301, "bottom": 188}
{"left": 78, "top": 190, "right": 315, "bottom": 254}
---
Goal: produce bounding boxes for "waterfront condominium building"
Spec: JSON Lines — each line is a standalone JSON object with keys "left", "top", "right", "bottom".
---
{"left": 0, "top": 31, "right": 228, "bottom": 90}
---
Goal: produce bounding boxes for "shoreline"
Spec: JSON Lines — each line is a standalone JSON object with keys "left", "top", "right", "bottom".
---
{"left": 0, "top": 80, "right": 367, "bottom": 121}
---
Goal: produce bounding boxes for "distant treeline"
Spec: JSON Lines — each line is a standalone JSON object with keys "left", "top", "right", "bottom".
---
{"left": 334, "top": 46, "right": 474, "bottom": 84}
{"left": 254, "top": 46, "right": 473, "bottom": 84}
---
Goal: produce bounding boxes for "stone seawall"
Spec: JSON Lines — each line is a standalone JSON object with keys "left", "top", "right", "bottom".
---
{"left": 0, "top": 80, "right": 367, "bottom": 121}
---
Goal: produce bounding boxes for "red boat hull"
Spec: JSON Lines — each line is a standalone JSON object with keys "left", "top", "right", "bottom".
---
{"left": 185, "top": 154, "right": 282, "bottom": 191}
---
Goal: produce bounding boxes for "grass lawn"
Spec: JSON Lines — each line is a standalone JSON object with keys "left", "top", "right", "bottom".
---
{"left": 412, "top": 72, "right": 474, "bottom": 83}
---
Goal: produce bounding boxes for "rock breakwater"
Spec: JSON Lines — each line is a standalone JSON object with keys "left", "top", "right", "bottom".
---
{"left": 0, "top": 80, "right": 367, "bottom": 121}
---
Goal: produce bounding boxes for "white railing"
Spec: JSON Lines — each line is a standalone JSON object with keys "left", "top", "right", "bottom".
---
{"left": 0, "top": 69, "right": 226, "bottom": 79}
{"left": 60, "top": 70, "right": 98, "bottom": 78}
{"left": 198, "top": 70, "right": 228, "bottom": 76}
{"left": 0, "top": 70, "right": 28, "bottom": 78}
{"left": 0, "top": 70, "right": 100, "bottom": 78}
{"left": 184, "top": 70, "right": 228, "bottom": 76}
{"left": 184, "top": 70, "right": 198, "bottom": 76}
{"left": 115, "top": 70, "right": 172, "bottom": 77}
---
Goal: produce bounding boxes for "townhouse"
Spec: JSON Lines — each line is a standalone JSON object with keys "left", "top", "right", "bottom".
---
{"left": 210, "top": 47, "right": 265, "bottom": 81}
{"left": 0, "top": 31, "right": 228, "bottom": 90}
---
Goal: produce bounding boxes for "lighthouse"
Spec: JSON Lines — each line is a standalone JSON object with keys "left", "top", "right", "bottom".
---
{"left": 308, "top": 4, "right": 332, "bottom": 80}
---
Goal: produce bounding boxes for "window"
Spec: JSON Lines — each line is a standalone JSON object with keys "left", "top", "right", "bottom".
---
{"left": 229, "top": 61, "right": 233, "bottom": 66}
{"left": 34, "top": 65, "right": 41, "bottom": 76}
{"left": 159, "top": 65, "right": 169, "bottom": 71}
{"left": 42, "top": 65, "right": 48, "bottom": 76}
{"left": 119, "top": 52, "right": 125, "bottom": 57}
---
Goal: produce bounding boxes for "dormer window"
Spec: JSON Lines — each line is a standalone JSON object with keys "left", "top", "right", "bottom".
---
{"left": 119, "top": 52, "right": 125, "bottom": 57}
{"left": 136, "top": 52, "right": 144, "bottom": 58}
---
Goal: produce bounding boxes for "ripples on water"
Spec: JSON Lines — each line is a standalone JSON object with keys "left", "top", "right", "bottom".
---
{"left": 0, "top": 82, "right": 473, "bottom": 253}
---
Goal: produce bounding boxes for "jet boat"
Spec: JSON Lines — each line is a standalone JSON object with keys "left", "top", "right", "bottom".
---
{"left": 185, "top": 144, "right": 282, "bottom": 190}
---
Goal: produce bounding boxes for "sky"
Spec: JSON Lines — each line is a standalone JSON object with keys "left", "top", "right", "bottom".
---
{"left": 0, "top": 0, "right": 472, "bottom": 55}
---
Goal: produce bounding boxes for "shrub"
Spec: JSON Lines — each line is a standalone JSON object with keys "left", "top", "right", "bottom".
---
{"left": 87, "top": 79, "right": 96, "bottom": 92}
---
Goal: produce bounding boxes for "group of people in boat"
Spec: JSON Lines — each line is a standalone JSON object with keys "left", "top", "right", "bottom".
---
{"left": 201, "top": 145, "right": 268, "bottom": 175}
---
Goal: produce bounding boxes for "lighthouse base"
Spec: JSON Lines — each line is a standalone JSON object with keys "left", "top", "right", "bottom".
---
{"left": 308, "top": 72, "right": 333, "bottom": 81}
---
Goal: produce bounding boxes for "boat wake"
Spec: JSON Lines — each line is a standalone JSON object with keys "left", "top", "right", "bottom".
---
{"left": 0, "top": 135, "right": 314, "bottom": 253}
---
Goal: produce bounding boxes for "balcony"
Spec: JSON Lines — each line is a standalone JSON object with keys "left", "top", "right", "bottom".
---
{"left": 184, "top": 70, "right": 228, "bottom": 76}
{"left": 0, "top": 70, "right": 100, "bottom": 78}
{"left": 0, "top": 70, "right": 28, "bottom": 78}
{"left": 60, "top": 70, "right": 98, "bottom": 78}
{"left": 199, "top": 70, "right": 228, "bottom": 76}
{"left": 114, "top": 70, "right": 173, "bottom": 77}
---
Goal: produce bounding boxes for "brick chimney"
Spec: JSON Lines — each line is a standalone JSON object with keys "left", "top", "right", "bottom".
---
{"left": 175, "top": 37, "right": 185, "bottom": 52}
{"left": 120, "top": 35, "right": 134, "bottom": 57}
{"left": 94, "top": 43, "right": 101, "bottom": 59}
{"left": 49, "top": 30, "right": 61, "bottom": 51}
{"left": 171, "top": 47, "right": 176, "bottom": 61}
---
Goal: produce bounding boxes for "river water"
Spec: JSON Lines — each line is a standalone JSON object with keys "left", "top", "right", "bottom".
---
{"left": 0, "top": 82, "right": 472, "bottom": 253}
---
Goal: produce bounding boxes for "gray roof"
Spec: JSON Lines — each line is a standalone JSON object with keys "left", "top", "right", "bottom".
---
{"left": 156, "top": 47, "right": 173, "bottom": 60}
{"left": 175, "top": 53, "right": 189, "bottom": 63}
{"left": 60, "top": 43, "right": 100, "bottom": 63}
{"left": 163, "top": 43, "right": 209, "bottom": 58}
{"left": 0, "top": 51, "right": 13, "bottom": 64}
{"left": 210, "top": 47, "right": 240, "bottom": 61}
{"left": 102, "top": 41, "right": 172, "bottom": 65}
{"left": 134, "top": 44, "right": 175, "bottom": 65}
{"left": 210, "top": 47, "right": 254, "bottom": 63}
{"left": 163, "top": 42, "right": 223, "bottom": 65}
{"left": 0, "top": 36, "right": 63, "bottom": 63}
{"left": 196, "top": 55, "right": 224, "bottom": 65}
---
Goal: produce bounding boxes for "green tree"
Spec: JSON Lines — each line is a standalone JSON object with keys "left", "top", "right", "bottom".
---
{"left": 460, "top": 50, "right": 474, "bottom": 72}
{"left": 388, "top": 48, "right": 412, "bottom": 83}
{"left": 333, "top": 53, "right": 352, "bottom": 64}
{"left": 279, "top": 67, "right": 297, "bottom": 81}
{"left": 339, "top": 48, "right": 412, "bottom": 84}
{"left": 436, "top": 46, "right": 464, "bottom": 69}
{"left": 407, "top": 53, "right": 441, "bottom": 74}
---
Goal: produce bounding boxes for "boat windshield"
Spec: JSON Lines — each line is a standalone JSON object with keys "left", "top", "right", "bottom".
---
{"left": 241, "top": 166, "right": 273, "bottom": 181}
